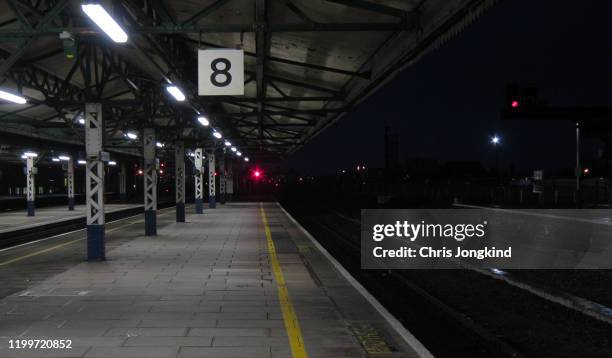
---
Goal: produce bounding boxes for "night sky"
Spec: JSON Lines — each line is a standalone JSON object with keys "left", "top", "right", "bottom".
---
{"left": 288, "top": 0, "right": 612, "bottom": 175}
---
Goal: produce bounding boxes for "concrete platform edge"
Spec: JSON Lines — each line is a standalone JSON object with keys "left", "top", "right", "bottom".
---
{"left": 276, "top": 202, "right": 435, "bottom": 358}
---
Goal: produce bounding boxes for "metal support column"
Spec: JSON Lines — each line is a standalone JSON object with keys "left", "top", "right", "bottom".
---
{"left": 143, "top": 128, "right": 157, "bottom": 236}
{"left": 194, "top": 148, "right": 204, "bottom": 214}
{"left": 227, "top": 160, "right": 234, "bottom": 202}
{"left": 119, "top": 163, "right": 127, "bottom": 202}
{"left": 85, "top": 103, "right": 105, "bottom": 261}
{"left": 219, "top": 153, "right": 226, "bottom": 204}
{"left": 175, "top": 141, "right": 186, "bottom": 222}
{"left": 67, "top": 158, "right": 75, "bottom": 210}
{"left": 208, "top": 151, "right": 216, "bottom": 208}
{"left": 26, "top": 156, "right": 35, "bottom": 216}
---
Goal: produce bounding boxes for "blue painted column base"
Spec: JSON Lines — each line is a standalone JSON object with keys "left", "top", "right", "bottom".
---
{"left": 176, "top": 203, "right": 185, "bottom": 222}
{"left": 220, "top": 193, "right": 226, "bottom": 204}
{"left": 27, "top": 201, "right": 35, "bottom": 216}
{"left": 209, "top": 196, "right": 216, "bottom": 209}
{"left": 195, "top": 198, "right": 203, "bottom": 214}
{"left": 87, "top": 225, "right": 105, "bottom": 261}
{"left": 68, "top": 197, "right": 75, "bottom": 211}
{"left": 145, "top": 210, "right": 157, "bottom": 236}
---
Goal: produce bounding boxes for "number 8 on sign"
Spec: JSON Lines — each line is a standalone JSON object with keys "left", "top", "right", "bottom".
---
{"left": 198, "top": 49, "right": 244, "bottom": 96}
{"left": 210, "top": 58, "right": 232, "bottom": 87}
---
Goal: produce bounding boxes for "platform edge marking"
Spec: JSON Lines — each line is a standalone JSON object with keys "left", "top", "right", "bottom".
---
{"left": 260, "top": 203, "right": 308, "bottom": 358}
{"left": 276, "top": 202, "right": 435, "bottom": 358}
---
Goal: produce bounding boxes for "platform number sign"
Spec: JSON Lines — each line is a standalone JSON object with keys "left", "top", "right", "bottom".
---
{"left": 198, "top": 49, "right": 244, "bottom": 96}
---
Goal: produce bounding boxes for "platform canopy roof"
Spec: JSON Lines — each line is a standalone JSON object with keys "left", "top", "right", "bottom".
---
{"left": 0, "top": 0, "right": 494, "bottom": 163}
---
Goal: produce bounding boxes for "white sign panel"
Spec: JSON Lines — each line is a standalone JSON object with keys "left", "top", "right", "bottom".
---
{"left": 198, "top": 49, "right": 244, "bottom": 96}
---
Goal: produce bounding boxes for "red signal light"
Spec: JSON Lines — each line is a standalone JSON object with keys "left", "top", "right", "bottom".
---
{"left": 511, "top": 100, "right": 519, "bottom": 108}
{"left": 251, "top": 168, "right": 263, "bottom": 180}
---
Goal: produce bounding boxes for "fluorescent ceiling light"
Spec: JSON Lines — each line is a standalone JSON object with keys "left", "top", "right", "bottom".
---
{"left": 23, "top": 151, "right": 38, "bottom": 158}
{"left": 108, "top": 161, "right": 117, "bottom": 166}
{"left": 52, "top": 158, "right": 60, "bottom": 162}
{"left": 78, "top": 117, "right": 85, "bottom": 125}
{"left": 156, "top": 142, "right": 164, "bottom": 148}
{"left": 0, "top": 89, "right": 26, "bottom": 104}
{"left": 231, "top": 147, "right": 237, "bottom": 152}
{"left": 125, "top": 132, "right": 138, "bottom": 140}
{"left": 197, "top": 116, "right": 209, "bottom": 126}
{"left": 78, "top": 160, "right": 86, "bottom": 164}
{"left": 213, "top": 131, "right": 222, "bottom": 139}
{"left": 166, "top": 86, "right": 185, "bottom": 101}
{"left": 59, "top": 155, "right": 70, "bottom": 161}
{"left": 236, "top": 151, "right": 242, "bottom": 157}
{"left": 81, "top": 4, "right": 128, "bottom": 43}
{"left": 224, "top": 141, "right": 231, "bottom": 147}
{"left": 244, "top": 157, "right": 249, "bottom": 162}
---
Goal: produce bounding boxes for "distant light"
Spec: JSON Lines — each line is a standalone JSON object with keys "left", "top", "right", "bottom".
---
{"left": 511, "top": 100, "right": 519, "bottom": 108}
{"left": 81, "top": 4, "right": 128, "bottom": 43}
{"left": 78, "top": 117, "right": 85, "bottom": 125}
{"left": 584, "top": 168, "right": 590, "bottom": 174}
{"left": 125, "top": 131, "right": 138, "bottom": 140}
{"left": 52, "top": 158, "right": 60, "bottom": 162}
{"left": 213, "top": 131, "right": 222, "bottom": 139}
{"left": 159, "top": 169, "right": 164, "bottom": 174}
{"left": 77, "top": 160, "right": 86, "bottom": 165}
{"left": 0, "top": 89, "right": 27, "bottom": 104}
{"left": 254, "top": 170, "right": 260, "bottom": 178}
{"left": 23, "top": 151, "right": 38, "bottom": 158}
{"left": 491, "top": 136, "right": 500, "bottom": 145}
{"left": 490, "top": 268, "right": 507, "bottom": 276}
{"left": 108, "top": 161, "right": 117, "bottom": 166}
{"left": 224, "top": 140, "right": 231, "bottom": 147}
{"left": 236, "top": 151, "right": 242, "bottom": 157}
{"left": 197, "top": 116, "right": 210, "bottom": 126}
{"left": 166, "top": 85, "right": 185, "bottom": 101}
{"left": 188, "top": 152, "right": 195, "bottom": 157}
{"left": 156, "top": 142, "right": 164, "bottom": 148}
{"left": 244, "top": 157, "right": 249, "bottom": 162}
{"left": 231, "top": 147, "right": 237, "bottom": 152}
{"left": 59, "top": 155, "right": 70, "bottom": 161}
{"left": 137, "top": 169, "right": 143, "bottom": 175}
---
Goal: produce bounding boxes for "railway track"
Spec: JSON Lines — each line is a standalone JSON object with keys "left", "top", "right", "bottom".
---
{"left": 284, "top": 204, "right": 612, "bottom": 357}
{"left": 0, "top": 201, "right": 175, "bottom": 249}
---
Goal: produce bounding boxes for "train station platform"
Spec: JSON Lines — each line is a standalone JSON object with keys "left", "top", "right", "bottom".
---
{"left": 0, "top": 203, "right": 428, "bottom": 358}
{"left": 0, "top": 204, "right": 140, "bottom": 234}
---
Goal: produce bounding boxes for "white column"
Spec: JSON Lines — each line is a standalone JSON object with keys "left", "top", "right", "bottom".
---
{"left": 208, "top": 151, "right": 216, "bottom": 208}
{"left": 226, "top": 159, "right": 234, "bottom": 202}
{"left": 143, "top": 128, "right": 157, "bottom": 236}
{"left": 194, "top": 148, "right": 204, "bottom": 214}
{"left": 175, "top": 141, "right": 185, "bottom": 222}
{"left": 67, "top": 158, "right": 75, "bottom": 210}
{"left": 85, "top": 102, "right": 105, "bottom": 261}
{"left": 26, "top": 156, "right": 35, "bottom": 216}
{"left": 219, "top": 153, "right": 226, "bottom": 204}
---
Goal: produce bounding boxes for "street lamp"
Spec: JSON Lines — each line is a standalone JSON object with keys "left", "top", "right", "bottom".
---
{"left": 491, "top": 135, "right": 501, "bottom": 184}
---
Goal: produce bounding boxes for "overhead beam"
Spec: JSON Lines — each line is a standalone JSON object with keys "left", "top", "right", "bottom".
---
{"left": 0, "top": 22, "right": 409, "bottom": 38}
{"left": 182, "top": 0, "right": 232, "bottom": 28}
{"left": 325, "top": 0, "right": 409, "bottom": 19}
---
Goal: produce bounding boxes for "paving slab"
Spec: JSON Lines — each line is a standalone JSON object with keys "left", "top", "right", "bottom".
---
{"left": 0, "top": 202, "right": 426, "bottom": 357}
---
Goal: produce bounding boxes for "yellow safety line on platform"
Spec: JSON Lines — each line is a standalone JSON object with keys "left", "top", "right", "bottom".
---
{"left": 260, "top": 203, "right": 308, "bottom": 358}
{"left": 0, "top": 219, "right": 143, "bottom": 266}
